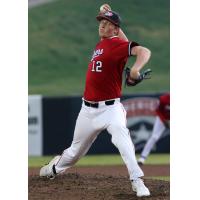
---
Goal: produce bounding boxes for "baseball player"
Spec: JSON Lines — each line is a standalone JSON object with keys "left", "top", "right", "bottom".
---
{"left": 40, "top": 4, "right": 151, "bottom": 197}
{"left": 138, "top": 93, "right": 170, "bottom": 165}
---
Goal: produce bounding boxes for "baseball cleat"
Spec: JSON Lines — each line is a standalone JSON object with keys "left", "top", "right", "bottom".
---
{"left": 131, "top": 178, "right": 150, "bottom": 197}
{"left": 39, "top": 155, "right": 60, "bottom": 179}
{"left": 138, "top": 157, "right": 145, "bottom": 165}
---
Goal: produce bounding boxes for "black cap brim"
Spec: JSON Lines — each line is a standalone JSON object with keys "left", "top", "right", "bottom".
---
{"left": 96, "top": 15, "right": 120, "bottom": 27}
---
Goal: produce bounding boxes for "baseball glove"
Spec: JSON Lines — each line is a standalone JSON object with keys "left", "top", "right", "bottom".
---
{"left": 125, "top": 67, "right": 152, "bottom": 87}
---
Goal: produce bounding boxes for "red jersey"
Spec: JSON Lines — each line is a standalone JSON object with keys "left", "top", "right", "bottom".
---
{"left": 83, "top": 36, "right": 139, "bottom": 101}
{"left": 156, "top": 93, "right": 170, "bottom": 122}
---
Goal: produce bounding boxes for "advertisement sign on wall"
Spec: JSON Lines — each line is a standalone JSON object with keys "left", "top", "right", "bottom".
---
{"left": 122, "top": 97, "right": 170, "bottom": 152}
{"left": 28, "top": 95, "right": 43, "bottom": 156}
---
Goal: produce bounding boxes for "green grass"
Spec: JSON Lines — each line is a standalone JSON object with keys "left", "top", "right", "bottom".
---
{"left": 29, "top": 0, "right": 169, "bottom": 95}
{"left": 28, "top": 154, "right": 169, "bottom": 167}
{"left": 147, "top": 176, "right": 170, "bottom": 181}
{"left": 29, "top": 154, "right": 170, "bottom": 181}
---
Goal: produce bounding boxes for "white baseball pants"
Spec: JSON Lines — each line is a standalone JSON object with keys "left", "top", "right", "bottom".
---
{"left": 140, "top": 116, "right": 166, "bottom": 159}
{"left": 55, "top": 99, "right": 144, "bottom": 180}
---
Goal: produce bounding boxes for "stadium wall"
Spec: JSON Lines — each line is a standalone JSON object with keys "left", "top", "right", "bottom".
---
{"left": 28, "top": 94, "right": 170, "bottom": 156}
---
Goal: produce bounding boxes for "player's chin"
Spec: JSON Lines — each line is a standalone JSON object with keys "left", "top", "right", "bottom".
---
{"left": 99, "top": 31, "right": 104, "bottom": 37}
{"left": 99, "top": 32, "right": 109, "bottom": 39}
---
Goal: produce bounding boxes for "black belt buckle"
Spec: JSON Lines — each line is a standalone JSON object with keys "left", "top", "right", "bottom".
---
{"left": 105, "top": 100, "right": 115, "bottom": 105}
{"left": 84, "top": 100, "right": 99, "bottom": 108}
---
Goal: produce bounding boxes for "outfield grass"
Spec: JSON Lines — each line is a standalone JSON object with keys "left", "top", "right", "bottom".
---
{"left": 29, "top": 154, "right": 170, "bottom": 181}
{"left": 147, "top": 176, "right": 170, "bottom": 181}
{"left": 29, "top": 0, "right": 169, "bottom": 95}
{"left": 28, "top": 154, "right": 169, "bottom": 167}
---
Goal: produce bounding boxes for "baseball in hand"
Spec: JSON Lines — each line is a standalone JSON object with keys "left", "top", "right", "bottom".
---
{"left": 100, "top": 4, "right": 111, "bottom": 13}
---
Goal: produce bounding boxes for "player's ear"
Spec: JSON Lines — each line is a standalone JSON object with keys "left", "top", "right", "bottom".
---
{"left": 114, "top": 26, "right": 119, "bottom": 35}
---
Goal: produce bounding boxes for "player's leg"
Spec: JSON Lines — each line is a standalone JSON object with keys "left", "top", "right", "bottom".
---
{"left": 107, "top": 103, "right": 143, "bottom": 179}
{"left": 40, "top": 105, "right": 100, "bottom": 178}
{"left": 106, "top": 102, "right": 150, "bottom": 197}
{"left": 138, "top": 116, "right": 166, "bottom": 164}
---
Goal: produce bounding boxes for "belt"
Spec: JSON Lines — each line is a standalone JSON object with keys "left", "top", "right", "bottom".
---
{"left": 84, "top": 99, "right": 115, "bottom": 108}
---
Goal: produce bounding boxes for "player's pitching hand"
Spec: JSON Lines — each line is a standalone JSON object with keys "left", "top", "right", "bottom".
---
{"left": 100, "top": 4, "right": 111, "bottom": 13}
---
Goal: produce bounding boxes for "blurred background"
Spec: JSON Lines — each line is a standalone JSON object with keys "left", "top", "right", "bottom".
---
{"left": 28, "top": 0, "right": 169, "bottom": 158}
{"left": 29, "top": 0, "right": 169, "bottom": 95}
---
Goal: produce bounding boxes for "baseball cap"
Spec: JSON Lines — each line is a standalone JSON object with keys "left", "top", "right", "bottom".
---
{"left": 96, "top": 10, "right": 121, "bottom": 27}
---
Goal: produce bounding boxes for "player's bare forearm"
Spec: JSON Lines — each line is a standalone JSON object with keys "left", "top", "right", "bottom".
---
{"left": 130, "top": 46, "right": 151, "bottom": 79}
{"left": 118, "top": 28, "right": 128, "bottom": 41}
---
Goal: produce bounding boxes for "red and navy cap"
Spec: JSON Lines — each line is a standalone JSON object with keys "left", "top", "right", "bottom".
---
{"left": 96, "top": 10, "right": 121, "bottom": 27}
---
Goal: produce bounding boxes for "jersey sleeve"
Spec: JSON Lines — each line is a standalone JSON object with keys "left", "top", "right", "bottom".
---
{"left": 129, "top": 41, "right": 140, "bottom": 56}
{"left": 156, "top": 93, "right": 170, "bottom": 122}
{"left": 112, "top": 39, "right": 139, "bottom": 60}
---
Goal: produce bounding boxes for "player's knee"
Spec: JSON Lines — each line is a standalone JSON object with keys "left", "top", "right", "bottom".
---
{"left": 109, "top": 123, "right": 129, "bottom": 146}
{"left": 109, "top": 123, "right": 126, "bottom": 134}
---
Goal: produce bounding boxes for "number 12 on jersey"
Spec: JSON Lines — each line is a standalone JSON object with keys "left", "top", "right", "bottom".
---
{"left": 91, "top": 61, "right": 102, "bottom": 72}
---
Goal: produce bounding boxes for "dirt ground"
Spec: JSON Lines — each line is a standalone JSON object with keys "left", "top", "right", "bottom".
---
{"left": 29, "top": 165, "right": 170, "bottom": 200}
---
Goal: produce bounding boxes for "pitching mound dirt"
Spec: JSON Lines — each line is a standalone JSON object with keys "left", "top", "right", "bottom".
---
{"left": 29, "top": 171, "right": 169, "bottom": 200}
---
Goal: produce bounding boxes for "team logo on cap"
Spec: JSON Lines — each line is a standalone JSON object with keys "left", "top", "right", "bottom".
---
{"left": 105, "top": 11, "right": 113, "bottom": 16}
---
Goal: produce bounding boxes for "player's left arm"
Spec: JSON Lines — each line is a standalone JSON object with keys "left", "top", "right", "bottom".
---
{"left": 117, "top": 28, "right": 128, "bottom": 41}
{"left": 129, "top": 46, "right": 151, "bottom": 80}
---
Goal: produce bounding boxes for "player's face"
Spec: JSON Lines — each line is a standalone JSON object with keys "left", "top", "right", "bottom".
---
{"left": 98, "top": 19, "right": 118, "bottom": 38}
